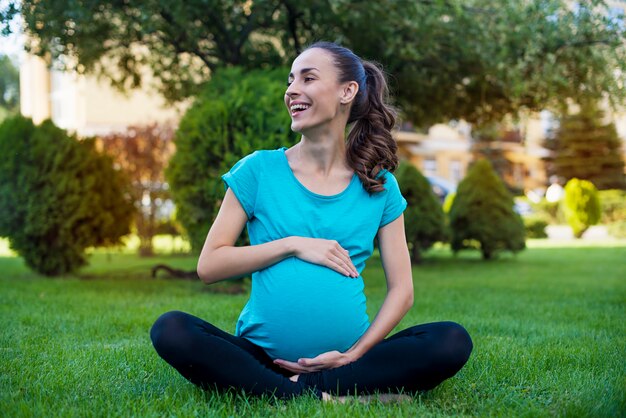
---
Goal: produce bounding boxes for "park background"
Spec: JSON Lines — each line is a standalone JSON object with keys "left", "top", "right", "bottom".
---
{"left": 0, "top": 0, "right": 625, "bottom": 417}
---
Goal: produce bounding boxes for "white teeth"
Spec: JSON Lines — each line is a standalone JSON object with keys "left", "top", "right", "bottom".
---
{"left": 290, "top": 103, "right": 310, "bottom": 111}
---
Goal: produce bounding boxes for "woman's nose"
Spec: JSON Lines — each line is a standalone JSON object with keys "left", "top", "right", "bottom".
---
{"left": 285, "top": 83, "right": 299, "bottom": 98}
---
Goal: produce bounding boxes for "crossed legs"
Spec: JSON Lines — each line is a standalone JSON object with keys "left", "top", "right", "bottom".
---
{"left": 150, "top": 310, "right": 473, "bottom": 400}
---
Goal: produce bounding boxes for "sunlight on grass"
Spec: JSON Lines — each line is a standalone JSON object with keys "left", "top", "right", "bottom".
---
{"left": 119, "top": 234, "right": 192, "bottom": 254}
{"left": 0, "top": 235, "right": 192, "bottom": 258}
{"left": 0, "top": 237, "right": 15, "bottom": 257}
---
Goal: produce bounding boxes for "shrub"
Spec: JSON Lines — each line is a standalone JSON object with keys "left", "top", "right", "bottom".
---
{"left": 166, "top": 67, "right": 297, "bottom": 252}
{"left": 562, "top": 178, "right": 601, "bottom": 238}
{"left": 0, "top": 116, "right": 134, "bottom": 276}
{"left": 395, "top": 161, "right": 447, "bottom": 263}
{"left": 523, "top": 215, "right": 548, "bottom": 239}
{"left": 597, "top": 189, "right": 626, "bottom": 224}
{"left": 448, "top": 159, "right": 526, "bottom": 259}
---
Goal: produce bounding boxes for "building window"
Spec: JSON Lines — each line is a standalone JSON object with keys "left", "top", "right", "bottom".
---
{"left": 450, "top": 160, "right": 462, "bottom": 184}
{"left": 423, "top": 158, "right": 437, "bottom": 177}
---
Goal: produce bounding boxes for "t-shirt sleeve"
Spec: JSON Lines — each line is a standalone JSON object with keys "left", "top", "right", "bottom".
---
{"left": 379, "top": 170, "right": 408, "bottom": 228}
{"left": 221, "top": 151, "right": 261, "bottom": 220}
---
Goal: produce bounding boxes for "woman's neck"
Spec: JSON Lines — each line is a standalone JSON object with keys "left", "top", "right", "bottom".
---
{"left": 295, "top": 131, "right": 351, "bottom": 178}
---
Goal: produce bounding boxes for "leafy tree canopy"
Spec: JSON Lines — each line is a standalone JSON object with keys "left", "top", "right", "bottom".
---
{"left": 3, "top": 0, "right": 625, "bottom": 126}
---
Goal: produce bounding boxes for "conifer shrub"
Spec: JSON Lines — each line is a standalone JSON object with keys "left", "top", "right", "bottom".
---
{"left": 0, "top": 116, "right": 134, "bottom": 276}
{"left": 562, "top": 178, "right": 601, "bottom": 238}
{"left": 395, "top": 161, "right": 447, "bottom": 263}
{"left": 166, "top": 67, "right": 296, "bottom": 252}
{"left": 448, "top": 159, "right": 525, "bottom": 259}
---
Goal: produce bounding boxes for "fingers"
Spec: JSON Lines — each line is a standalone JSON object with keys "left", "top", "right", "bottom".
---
{"left": 330, "top": 246, "right": 358, "bottom": 278}
{"left": 273, "top": 359, "right": 317, "bottom": 373}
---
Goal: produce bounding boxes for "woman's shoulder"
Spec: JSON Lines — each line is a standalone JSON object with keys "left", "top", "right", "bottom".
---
{"left": 245, "top": 146, "right": 285, "bottom": 160}
{"left": 234, "top": 147, "right": 284, "bottom": 166}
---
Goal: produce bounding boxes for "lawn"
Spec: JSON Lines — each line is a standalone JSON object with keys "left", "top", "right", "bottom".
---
{"left": 1, "top": 240, "right": 624, "bottom": 417}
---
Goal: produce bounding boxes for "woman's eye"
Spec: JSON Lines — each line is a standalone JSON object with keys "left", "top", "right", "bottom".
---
{"left": 286, "top": 81, "right": 292, "bottom": 87}
{"left": 304, "top": 77, "right": 314, "bottom": 82}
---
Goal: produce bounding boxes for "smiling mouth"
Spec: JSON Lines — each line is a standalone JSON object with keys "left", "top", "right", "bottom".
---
{"left": 290, "top": 103, "right": 311, "bottom": 116}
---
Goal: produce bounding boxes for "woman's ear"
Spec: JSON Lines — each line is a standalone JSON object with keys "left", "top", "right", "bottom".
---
{"left": 340, "top": 81, "right": 359, "bottom": 105}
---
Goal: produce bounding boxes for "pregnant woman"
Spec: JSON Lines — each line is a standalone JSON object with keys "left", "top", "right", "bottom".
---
{"left": 150, "top": 41, "right": 473, "bottom": 402}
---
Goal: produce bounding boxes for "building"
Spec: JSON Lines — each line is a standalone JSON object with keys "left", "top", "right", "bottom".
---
{"left": 19, "top": 53, "right": 187, "bottom": 137}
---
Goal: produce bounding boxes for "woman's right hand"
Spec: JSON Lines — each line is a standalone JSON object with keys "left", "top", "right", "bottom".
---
{"left": 289, "top": 237, "right": 359, "bottom": 278}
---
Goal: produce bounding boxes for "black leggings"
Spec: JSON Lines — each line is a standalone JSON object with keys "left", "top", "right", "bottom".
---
{"left": 150, "top": 310, "right": 473, "bottom": 400}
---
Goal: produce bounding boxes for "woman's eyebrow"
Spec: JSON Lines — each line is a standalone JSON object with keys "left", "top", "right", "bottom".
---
{"left": 288, "top": 68, "right": 319, "bottom": 78}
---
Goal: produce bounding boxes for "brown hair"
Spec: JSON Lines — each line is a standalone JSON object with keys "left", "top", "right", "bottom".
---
{"left": 304, "top": 41, "right": 398, "bottom": 194}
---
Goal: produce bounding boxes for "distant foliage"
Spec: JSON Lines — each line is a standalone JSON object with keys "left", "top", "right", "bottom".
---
{"left": 395, "top": 161, "right": 447, "bottom": 264}
{"left": 166, "top": 67, "right": 297, "bottom": 252}
{"left": 562, "top": 178, "right": 601, "bottom": 239}
{"left": 523, "top": 215, "right": 548, "bottom": 239}
{"left": 607, "top": 221, "right": 626, "bottom": 239}
{"left": 442, "top": 192, "right": 456, "bottom": 214}
{"left": 0, "top": 55, "right": 19, "bottom": 112}
{"left": 531, "top": 198, "right": 565, "bottom": 225}
{"left": 597, "top": 189, "right": 626, "bottom": 224}
{"left": 448, "top": 159, "right": 525, "bottom": 259}
{"left": 0, "top": 116, "right": 134, "bottom": 276}
{"left": 98, "top": 123, "right": 176, "bottom": 256}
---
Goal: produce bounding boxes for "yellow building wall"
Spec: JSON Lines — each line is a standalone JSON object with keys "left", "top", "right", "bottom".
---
{"left": 20, "top": 54, "right": 188, "bottom": 137}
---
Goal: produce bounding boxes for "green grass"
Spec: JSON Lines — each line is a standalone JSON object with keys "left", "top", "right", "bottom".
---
{"left": 1, "top": 240, "right": 625, "bottom": 417}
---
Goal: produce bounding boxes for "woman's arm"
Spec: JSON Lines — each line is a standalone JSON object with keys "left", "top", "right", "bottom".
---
{"left": 344, "top": 213, "right": 414, "bottom": 360}
{"left": 273, "top": 214, "right": 413, "bottom": 372}
{"left": 197, "top": 188, "right": 295, "bottom": 284}
{"left": 198, "top": 188, "right": 357, "bottom": 284}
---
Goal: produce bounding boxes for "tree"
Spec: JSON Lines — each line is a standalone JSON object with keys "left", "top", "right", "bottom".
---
{"left": 5, "top": 0, "right": 625, "bottom": 126}
{"left": 98, "top": 123, "right": 176, "bottom": 256}
{"left": 545, "top": 101, "right": 626, "bottom": 190}
{"left": 562, "top": 178, "right": 601, "bottom": 238}
{"left": 448, "top": 159, "right": 526, "bottom": 259}
{"left": 395, "top": 160, "right": 447, "bottom": 264}
{"left": 165, "top": 67, "right": 297, "bottom": 253}
{"left": 0, "top": 116, "right": 134, "bottom": 276}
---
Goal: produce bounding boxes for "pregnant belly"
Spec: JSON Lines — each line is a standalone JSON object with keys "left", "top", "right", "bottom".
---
{"left": 236, "top": 258, "right": 370, "bottom": 361}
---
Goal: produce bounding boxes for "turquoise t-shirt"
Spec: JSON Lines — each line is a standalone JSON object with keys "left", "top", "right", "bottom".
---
{"left": 221, "top": 146, "right": 407, "bottom": 361}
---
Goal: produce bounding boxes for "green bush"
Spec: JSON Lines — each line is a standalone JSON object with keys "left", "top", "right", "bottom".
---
{"left": 448, "top": 159, "right": 526, "bottom": 259}
{"left": 562, "top": 178, "right": 601, "bottom": 238}
{"left": 0, "top": 116, "right": 134, "bottom": 275}
{"left": 395, "top": 161, "right": 447, "bottom": 263}
{"left": 523, "top": 215, "right": 549, "bottom": 239}
{"left": 598, "top": 189, "right": 626, "bottom": 224}
{"left": 166, "top": 67, "right": 297, "bottom": 252}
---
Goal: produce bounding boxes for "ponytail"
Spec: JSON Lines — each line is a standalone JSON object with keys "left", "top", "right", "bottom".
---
{"left": 346, "top": 61, "right": 398, "bottom": 194}
{"left": 303, "top": 42, "right": 399, "bottom": 195}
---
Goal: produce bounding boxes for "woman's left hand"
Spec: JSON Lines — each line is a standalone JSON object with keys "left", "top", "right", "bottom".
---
{"left": 273, "top": 350, "right": 356, "bottom": 374}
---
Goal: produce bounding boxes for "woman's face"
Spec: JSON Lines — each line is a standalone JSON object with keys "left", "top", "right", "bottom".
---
{"left": 284, "top": 48, "right": 349, "bottom": 134}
